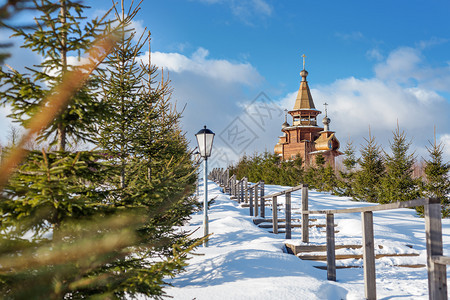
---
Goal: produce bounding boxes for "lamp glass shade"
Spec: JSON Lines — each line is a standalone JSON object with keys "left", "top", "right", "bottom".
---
{"left": 195, "top": 126, "right": 215, "bottom": 158}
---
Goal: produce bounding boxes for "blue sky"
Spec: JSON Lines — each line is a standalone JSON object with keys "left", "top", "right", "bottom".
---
{"left": 1, "top": 0, "right": 450, "bottom": 167}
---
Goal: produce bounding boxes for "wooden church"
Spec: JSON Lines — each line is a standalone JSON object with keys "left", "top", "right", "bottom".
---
{"left": 274, "top": 58, "right": 342, "bottom": 168}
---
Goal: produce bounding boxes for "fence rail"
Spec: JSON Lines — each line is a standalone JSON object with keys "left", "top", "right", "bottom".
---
{"left": 304, "top": 197, "right": 448, "bottom": 300}
{"left": 208, "top": 168, "right": 448, "bottom": 300}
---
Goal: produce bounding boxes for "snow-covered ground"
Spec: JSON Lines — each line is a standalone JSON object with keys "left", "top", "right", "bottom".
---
{"left": 164, "top": 180, "right": 450, "bottom": 300}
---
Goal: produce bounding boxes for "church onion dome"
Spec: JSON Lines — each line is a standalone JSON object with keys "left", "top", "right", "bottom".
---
{"left": 322, "top": 116, "right": 330, "bottom": 125}
{"left": 315, "top": 133, "right": 340, "bottom": 151}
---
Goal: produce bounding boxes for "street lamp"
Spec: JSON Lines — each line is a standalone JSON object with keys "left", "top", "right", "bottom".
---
{"left": 193, "top": 151, "right": 200, "bottom": 198}
{"left": 195, "top": 125, "right": 215, "bottom": 246}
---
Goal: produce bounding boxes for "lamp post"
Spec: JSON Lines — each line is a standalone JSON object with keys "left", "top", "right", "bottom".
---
{"left": 193, "top": 151, "right": 200, "bottom": 198}
{"left": 195, "top": 125, "right": 215, "bottom": 246}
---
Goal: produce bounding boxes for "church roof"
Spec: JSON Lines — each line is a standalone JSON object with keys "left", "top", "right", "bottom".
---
{"left": 293, "top": 69, "right": 316, "bottom": 110}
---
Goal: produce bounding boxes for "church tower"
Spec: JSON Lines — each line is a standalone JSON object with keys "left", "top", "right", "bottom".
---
{"left": 274, "top": 55, "right": 341, "bottom": 168}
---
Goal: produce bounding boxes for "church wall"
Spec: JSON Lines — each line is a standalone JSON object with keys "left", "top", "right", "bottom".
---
{"left": 283, "top": 142, "right": 306, "bottom": 160}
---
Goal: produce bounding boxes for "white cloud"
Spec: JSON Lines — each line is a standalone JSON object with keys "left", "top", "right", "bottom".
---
{"left": 148, "top": 47, "right": 263, "bottom": 86}
{"left": 374, "top": 46, "right": 450, "bottom": 93}
{"left": 366, "top": 49, "right": 383, "bottom": 61}
{"left": 438, "top": 134, "right": 450, "bottom": 161}
{"left": 374, "top": 47, "right": 422, "bottom": 84}
{"left": 253, "top": 0, "right": 272, "bottom": 15}
{"left": 137, "top": 47, "right": 265, "bottom": 161}
{"left": 417, "top": 37, "right": 449, "bottom": 50}
{"left": 129, "top": 19, "right": 147, "bottom": 42}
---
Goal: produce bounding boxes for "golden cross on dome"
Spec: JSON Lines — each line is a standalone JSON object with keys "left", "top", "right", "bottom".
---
{"left": 302, "top": 54, "right": 306, "bottom": 70}
{"left": 324, "top": 102, "right": 328, "bottom": 116}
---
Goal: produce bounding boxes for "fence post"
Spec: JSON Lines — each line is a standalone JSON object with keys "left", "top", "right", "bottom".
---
{"left": 230, "top": 175, "right": 234, "bottom": 196}
{"left": 254, "top": 184, "right": 259, "bottom": 217}
{"left": 232, "top": 175, "right": 236, "bottom": 197}
{"left": 260, "top": 180, "right": 265, "bottom": 218}
{"left": 230, "top": 177, "right": 233, "bottom": 196}
{"left": 425, "top": 198, "right": 447, "bottom": 300}
{"left": 244, "top": 177, "right": 248, "bottom": 203}
{"left": 226, "top": 169, "right": 229, "bottom": 189}
{"left": 302, "top": 184, "right": 309, "bottom": 243}
{"left": 285, "top": 191, "right": 292, "bottom": 239}
{"left": 272, "top": 196, "right": 278, "bottom": 234}
{"left": 362, "top": 211, "right": 376, "bottom": 300}
{"left": 249, "top": 187, "right": 254, "bottom": 216}
{"left": 326, "top": 213, "right": 336, "bottom": 281}
{"left": 240, "top": 179, "right": 244, "bottom": 203}
{"left": 236, "top": 179, "right": 240, "bottom": 203}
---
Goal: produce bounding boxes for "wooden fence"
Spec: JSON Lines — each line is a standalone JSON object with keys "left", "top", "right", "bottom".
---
{"left": 305, "top": 197, "right": 449, "bottom": 300}
{"left": 208, "top": 168, "right": 448, "bottom": 300}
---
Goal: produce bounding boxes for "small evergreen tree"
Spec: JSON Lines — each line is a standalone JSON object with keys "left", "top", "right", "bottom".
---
{"left": 315, "top": 153, "right": 325, "bottom": 167}
{"left": 420, "top": 132, "right": 450, "bottom": 217}
{"left": 0, "top": 0, "right": 110, "bottom": 151}
{"left": 336, "top": 141, "right": 357, "bottom": 197}
{"left": 378, "top": 125, "right": 420, "bottom": 204}
{"left": 229, "top": 152, "right": 303, "bottom": 186}
{"left": 322, "top": 164, "right": 338, "bottom": 193}
{"left": 303, "top": 165, "right": 317, "bottom": 189}
{"left": 0, "top": 1, "right": 200, "bottom": 298}
{"left": 313, "top": 153, "right": 326, "bottom": 191}
{"left": 353, "top": 130, "right": 384, "bottom": 202}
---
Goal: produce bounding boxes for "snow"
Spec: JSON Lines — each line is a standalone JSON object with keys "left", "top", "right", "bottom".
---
{"left": 161, "top": 180, "right": 450, "bottom": 300}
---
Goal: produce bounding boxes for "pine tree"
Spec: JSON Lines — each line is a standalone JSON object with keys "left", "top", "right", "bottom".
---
{"left": 0, "top": 0, "right": 36, "bottom": 63}
{"left": 92, "top": 3, "right": 199, "bottom": 297}
{"left": 421, "top": 131, "right": 450, "bottom": 217}
{"left": 315, "top": 153, "right": 325, "bottom": 167}
{"left": 0, "top": 0, "right": 110, "bottom": 151}
{"left": 0, "top": 2, "right": 115, "bottom": 289}
{"left": 322, "top": 165, "right": 338, "bottom": 193}
{"left": 0, "top": 1, "right": 200, "bottom": 298}
{"left": 353, "top": 130, "right": 384, "bottom": 202}
{"left": 313, "top": 154, "right": 326, "bottom": 191}
{"left": 337, "top": 140, "right": 357, "bottom": 197}
{"left": 378, "top": 125, "right": 420, "bottom": 204}
{"left": 303, "top": 165, "right": 317, "bottom": 189}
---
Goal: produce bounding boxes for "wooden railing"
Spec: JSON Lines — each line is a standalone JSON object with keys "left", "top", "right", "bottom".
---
{"left": 209, "top": 169, "right": 265, "bottom": 217}
{"left": 304, "top": 198, "right": 448, "bottom": 300}
{"left": 209, "top": 168, "right": 448, "bottom": 300}
{"left": 263, "top": 184, "right": 306, "bottom": 239}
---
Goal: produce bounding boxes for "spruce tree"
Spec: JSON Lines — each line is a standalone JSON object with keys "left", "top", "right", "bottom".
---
{"left": 93, "top": 3, "right": 200, "bottom": 297}
{"left": 313, "top": 153, "right": 326, "bottom": 191}
{"left": 0, "top": 1, "right": 200, "bottom": 298}
{"left": 378, "top": 125, "right": 420, "bottom": 204}
{"left": 0, "top": 0, "right": 110, "bottom": 151}
{"left": 0, "top": 0, "right": 36, "bottom": 63}
{"left": 303, "top": 165, "right": 317, "bottom": 189}
{"left": 353, "top": 130, "right": 384, "bottom": 202}
{"left": 421, "top": 132, "right": 450, "bottom": 217}
{"left": 322, "top": 165, "right": 338, "bottom": 193}
{"left": 337, "top": 140, "right": 357, "bottom": 197}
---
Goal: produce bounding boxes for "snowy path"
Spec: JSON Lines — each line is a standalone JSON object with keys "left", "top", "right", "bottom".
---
{"left": 164, "top": 180, "right": 449, "bottom": 300}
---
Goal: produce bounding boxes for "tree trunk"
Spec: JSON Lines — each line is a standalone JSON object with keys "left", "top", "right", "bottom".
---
{"left": 58, "top": 0, "right": 67, "bottom": 152}
{"left": 57, "top": 123, "right": 66, "bottom": 151}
